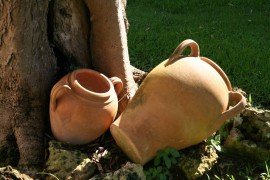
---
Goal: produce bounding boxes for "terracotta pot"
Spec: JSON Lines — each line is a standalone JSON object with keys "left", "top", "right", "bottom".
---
{"left": 50, "top": 69, "right": 123, "bottom": 145}
{"left": 110, "top": 39, "right": 246, "bottom": 165}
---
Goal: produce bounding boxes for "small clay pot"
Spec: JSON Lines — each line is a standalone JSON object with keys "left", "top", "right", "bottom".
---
{"left": 50, "top": 69, "right": 123, "bottom": 145}
{"left": 110, "top": 39, "right": 246, "bottom": 165}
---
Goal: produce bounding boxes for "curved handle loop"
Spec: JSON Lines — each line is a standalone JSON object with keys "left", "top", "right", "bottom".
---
{"left": 168, "top": 39, "right": 200, "bottom": 63}
{"left": 200, "top": 57, "right": 232, "bottom": 91}
{"left": 214, "top": 92, "right": 247, "bottom": 130}
{"left": 50, "top": 83, "right": 71, "bottom": 112}
{"left": 109, "top": 77, "right": 123, "bottom": 95}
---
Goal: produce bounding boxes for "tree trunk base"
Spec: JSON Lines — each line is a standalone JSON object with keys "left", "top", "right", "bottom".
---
{"left": 131, "top": 65, "right": 148, "bottom": 84}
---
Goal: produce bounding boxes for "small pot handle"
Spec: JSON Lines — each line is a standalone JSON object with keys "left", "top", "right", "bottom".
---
{"left": 50, "top": 83, "right": 71, "bottom": 112}
{"left": 214, "top": 91, "right": 246, "bottom": 130}
{"left": 109, "top": 77, "right": 123, "bottom": 95}
{"left": 168, "top": 39, "right": 200, "bottom": 63}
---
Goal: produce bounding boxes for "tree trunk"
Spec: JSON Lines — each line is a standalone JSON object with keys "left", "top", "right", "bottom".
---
{"left": 84, "top": 0, "right": 137, "bottom": 113}
{"left": 48, "top": 0, "right": 91, "bottom": 69}
{"left": 0, "top": 0, "right": 56, "bottom": 169}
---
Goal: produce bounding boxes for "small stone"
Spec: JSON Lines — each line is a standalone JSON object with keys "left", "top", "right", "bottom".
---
{"left": 178, "top": 145, "right": 218, "bottom": 179}
{"left": 242, "top": 140, "right": 257, "bottom": 148}
{"left": 232, "top": 115, "right": 243, "bottom": 127}
{"left": 67, "top": 158, "right": 96, "bottom": 180}
{"left": 229, "top": 128, "right": 244, "bottom": 141}
{"left": 264, "top": 111, "right": 270, "bottom": 118}
{"left": 90, "top": 162, "right": 145, "bottom": 180}
{"left": 224, "top": 107, "right": 270, "bottom": 161}
{"left": 45, "top": 140, "right": 96, "bottom": 179}
{"left": 0, "top": 166, "right": 33, "bottom": 180}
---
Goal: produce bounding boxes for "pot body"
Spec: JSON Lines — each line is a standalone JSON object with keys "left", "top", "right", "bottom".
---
{"left": 110, "top": 39, "right": 246, "bottom": 164}
{"left": 50, "top": 69, "right": 122, "bottom": 145}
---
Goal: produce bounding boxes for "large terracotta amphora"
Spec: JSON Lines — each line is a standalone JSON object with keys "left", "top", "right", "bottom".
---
{"left": 50, "top": 69, "right": 123, "bottom": 145}
{"left": 110, "top": 39, "right": 246, "bottom": 165}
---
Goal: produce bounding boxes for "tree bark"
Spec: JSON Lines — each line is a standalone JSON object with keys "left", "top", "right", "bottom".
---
{"left": 0, "top": 0, "right": 56, "bottom": 169}
{"left": 84, "top": 0, "right": 137, "bottom": 113}
{"left": 48, "top": 0, "right": 91, "bottom": 69}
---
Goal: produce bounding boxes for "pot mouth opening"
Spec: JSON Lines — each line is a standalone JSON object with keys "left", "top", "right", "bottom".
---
{"left": 67, "top": 69, "right": 115, "bottom": 103}
{"left": 71, "top": 70, "right": 112, "bottom": 98}
{"left": 75, "top": 71, "right": 110, "bottom": 94}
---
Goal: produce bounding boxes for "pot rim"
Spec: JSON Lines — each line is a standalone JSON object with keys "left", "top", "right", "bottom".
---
{"left": 68, "top": 69, "right": 116, "bottom": 104}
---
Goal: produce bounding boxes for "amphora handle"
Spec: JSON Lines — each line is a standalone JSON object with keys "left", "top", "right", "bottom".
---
{"left": 168, "top": 39, "right": 232, "bottom": 91}
{"left": 168, "top": 39, "right": 200, "bottom": 63}
{"left": 109, "top": 77, "right": 123, "bottom": 95}
{"left": 51, "top": 83, "right": 71, "bottom": 112}
{"left": 214, "top": 92, "right": 246, "bottom": 130}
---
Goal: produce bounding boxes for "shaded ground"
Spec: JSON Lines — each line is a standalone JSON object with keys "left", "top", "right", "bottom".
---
{"left": 0, "top": 131, "right": 269, "bottom": 179}
{"left": 1, "top": 105, "right": 270, "bottom": 179}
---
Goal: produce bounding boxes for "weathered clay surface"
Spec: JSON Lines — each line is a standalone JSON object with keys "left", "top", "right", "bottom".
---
{"left": 224, "top": 107, "right": 270, "bottom": 161}
{"left": 44, "top": 140, "right": 96, "bottom": 179}
{"left": 90, "top": 162, "right": 145, "bottom": 180}
{"left": 178, "top": 144, "right": 218, "bottom": 179}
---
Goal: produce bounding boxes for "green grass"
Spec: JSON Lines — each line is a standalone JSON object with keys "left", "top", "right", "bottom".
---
{"left": 127, "top": 0, "right": 270, "bottom": 107}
